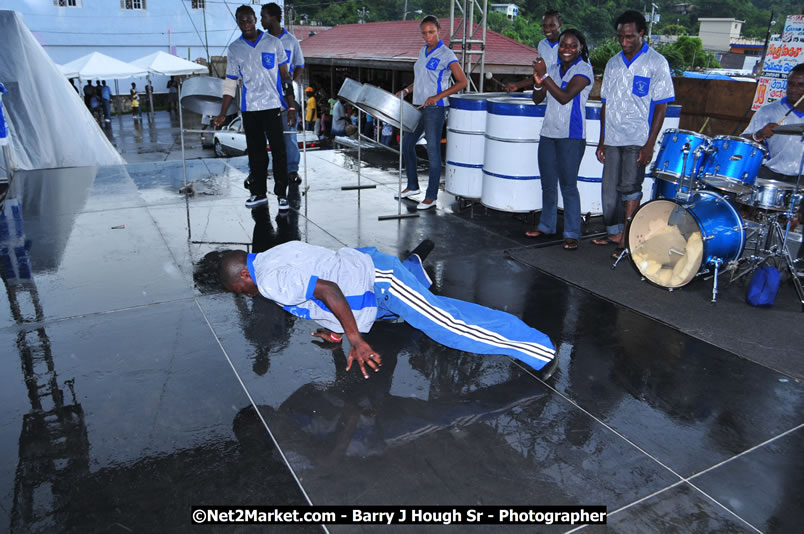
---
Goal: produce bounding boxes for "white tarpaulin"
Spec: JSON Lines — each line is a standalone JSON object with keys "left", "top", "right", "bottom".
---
{"left": 61, "top": 51, "right": 148, "bottom": 80}
{"left": 0, "top": 11, "right": 125, "bottom": 171}
{"left": 130, "top": 51, "right": 208, "bottom": 76}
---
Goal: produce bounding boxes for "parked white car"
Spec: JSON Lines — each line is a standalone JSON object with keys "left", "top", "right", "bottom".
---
{"left": 212, "top": 116, "right": 320, "bottom": 157}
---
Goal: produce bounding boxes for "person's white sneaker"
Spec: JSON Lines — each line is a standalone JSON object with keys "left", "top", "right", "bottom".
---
{"left": 416, "top": 199, "right": 436, "bottom": 210}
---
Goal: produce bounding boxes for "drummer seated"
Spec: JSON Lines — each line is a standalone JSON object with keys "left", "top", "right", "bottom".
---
{"left": 741, "top": 64, "right": 804, "bottom": 225}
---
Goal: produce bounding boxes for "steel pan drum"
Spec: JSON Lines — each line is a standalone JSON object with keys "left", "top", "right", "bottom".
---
{"left": 180, "top": 76, "right": 238, "bottom": 116}
{"left": 701, "top": 135, "right": 767, "bottom": 194}
{"left": 628, "top": 191, "right": 744, "bottom": 288}
{"left": 481, "top": 97, "right": 544, "bottom": 212}
{"left": 355, "top": 84, "right": 421, "bottom": 133}
{"left": 446, "top": 92, "right": 508, "bottom": 199}
{"left": 337, "top": 78, "right": 364, "bottom": 106}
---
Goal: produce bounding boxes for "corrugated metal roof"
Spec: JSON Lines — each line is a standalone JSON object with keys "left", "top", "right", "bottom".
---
{"left": 300, "top": 18, "right": 539, "bottom": 67}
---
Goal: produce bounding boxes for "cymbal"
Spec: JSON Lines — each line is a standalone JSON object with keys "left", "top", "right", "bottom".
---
{"left": 772, "top": 123, "right": 804, "bottom": 135}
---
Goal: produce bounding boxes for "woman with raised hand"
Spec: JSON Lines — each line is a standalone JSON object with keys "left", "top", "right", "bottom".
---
{"left": 527, "top": 29, "right": 593, "bottom": 250}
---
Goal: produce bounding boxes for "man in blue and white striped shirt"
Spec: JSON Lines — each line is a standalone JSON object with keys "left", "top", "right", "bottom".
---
{"left": 215, "top": 5, "right": 296, "bottom": 211}
{"left": 219, "top": 241, "right": 556, "bottom": 380}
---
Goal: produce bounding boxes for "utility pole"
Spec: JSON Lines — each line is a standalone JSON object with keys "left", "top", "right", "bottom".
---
{"left": 647, "top": 3, "right": 659, "bottom": 45}
{"left": 759, "top": 10, "right": 775, "bottom": 75}
{"left": 357, "top": 7, "right": 369, "bottom": 24}
{"left": 403, "top": 0, "right": 408, "bottom": 20}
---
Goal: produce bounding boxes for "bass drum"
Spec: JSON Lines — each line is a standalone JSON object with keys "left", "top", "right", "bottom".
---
{"left": 627, "top": 191, "right": 745, "bottom": 288}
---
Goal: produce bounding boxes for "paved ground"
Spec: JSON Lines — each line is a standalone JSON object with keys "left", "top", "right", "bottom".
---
{"left": 0, "top": 112, "right": 800, "bottom": 533}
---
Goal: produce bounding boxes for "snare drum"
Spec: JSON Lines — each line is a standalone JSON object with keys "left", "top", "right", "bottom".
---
{"left": 627, "top": 191, "right": 744, "bottom": 288}
{"left": 652, "top": 129, "right": 710, "bottom": 185}
{"left": 701, "top": 136, "right": 767, "bottom": 194}
{"left": 737, "top": 178, "right": 795, "bottom": 211}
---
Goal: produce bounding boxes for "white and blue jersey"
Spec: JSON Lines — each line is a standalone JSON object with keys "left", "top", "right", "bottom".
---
{"left": 537, "top": 37, "right": 559, "bottom": 66}
{"left": 247, "top": 242, "right": 556, "bottom": 370}
{"left": 540, "top": 57, "right": 593, "bottom": 140}
{"left": 249, "top": 242, "right": 377, "bottom": 333}
{"left": 225, "top": 30, "right": 288, "bottom": 112}
{"left": 413, "top": 40, "right": 459, "bottom": 107}
{"left": 600, "top": 43, "right": 674, "bottom": 146}
{"left": 278, "top": 28, "right": 304, "bottom": 79}
{"left": 742, "top": 97, "right": 804, "bottom": 176}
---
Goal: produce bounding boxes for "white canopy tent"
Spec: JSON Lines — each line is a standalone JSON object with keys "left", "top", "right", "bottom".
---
{"left": 61, "top": 51, "right": 148, "bottom": 81}
{"left": 130, "top": 51, "right": 208, "bottom": 113}
{"left": 0, "top": 11, "right": 124, "bottom": 173}
{"left": 61, "top": 52, "right": 148, "bottom": 116}
{"left": 130, "top": 51, "right": 208, "bottom": 76}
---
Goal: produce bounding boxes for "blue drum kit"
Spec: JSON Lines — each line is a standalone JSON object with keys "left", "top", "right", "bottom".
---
{"left": 622, "top": 128, "right": 804, "bottom": 306}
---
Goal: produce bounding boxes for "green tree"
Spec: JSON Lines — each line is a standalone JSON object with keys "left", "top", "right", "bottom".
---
{"left": 656, "top": 36, "right": 720, "bottom": 74}
{"left": 589, "top": 39, "right": 620, "bottom": 75}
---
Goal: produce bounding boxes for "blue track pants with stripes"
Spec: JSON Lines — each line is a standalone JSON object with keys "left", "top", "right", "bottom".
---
{"left": 360, "top": 248, "right": 556, "bottom": 371}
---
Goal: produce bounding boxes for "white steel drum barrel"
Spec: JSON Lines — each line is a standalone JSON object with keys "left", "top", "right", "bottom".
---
{"left": 446, "top": 92, "right": 507, "bottom": 199}
{"left": 481, "top": 97, "right": 545, "bottom": 212}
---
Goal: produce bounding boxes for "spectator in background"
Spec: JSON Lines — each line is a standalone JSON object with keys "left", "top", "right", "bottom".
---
{"left": 332, "top": 98, "right": 347, "bottom": 137}
{"left": 83, "top": 80, "right": 95, "bottom": 110}
{"left": 144, "top": 81, "right": 154, "bottom": 113}
{"left": 100, "top": 80, "right": 112, "bottom": 123}
{"left": 381, "top": 121, "right": 393, "bottom": 146}
{"left": 130, "top": 82, "right": 141, "bottom": 120}
{"left": 305, "top": 87, "right": 317, "bottom": 131}
{"left": 167, "top": 77, "right": 179, "bottom": 114}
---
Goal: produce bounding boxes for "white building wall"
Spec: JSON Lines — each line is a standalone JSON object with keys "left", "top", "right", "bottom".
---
{"left": 698, "top": 18, "right": 743, "bottom": 52}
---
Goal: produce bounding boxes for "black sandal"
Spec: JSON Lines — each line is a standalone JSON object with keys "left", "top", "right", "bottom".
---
{"left": 563, "top": 239, "right": 579, "bottom": 250}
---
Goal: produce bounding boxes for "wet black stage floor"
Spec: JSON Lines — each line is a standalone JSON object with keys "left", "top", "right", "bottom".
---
{"left": 0, "top": 114, "right": 801, "bottom": 533}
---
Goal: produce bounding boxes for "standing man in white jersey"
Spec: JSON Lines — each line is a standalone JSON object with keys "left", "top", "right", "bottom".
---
{"left": 594, "top": 10, "right": 675, "bottom": 258}
{"left": 214, "top": 5, "right": 296, "bottom": 211}
{"left": 504, "top": 10, "right": 561, "bottom": 93}
{"left": 262, "top": 2, "right": 305, "bottom": 185}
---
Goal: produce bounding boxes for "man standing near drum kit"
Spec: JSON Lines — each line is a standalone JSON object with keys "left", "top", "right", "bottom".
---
{"left": 595, "top": 10, "right": 675, "bottom": 258}
{"left": 741, "top": 64, "right": 804, "bottom": 229}
{"left": 504, "top": 10, "right": 562, "bottom": 93}
{"left": 214, "top": 5, "right": 295, "bottom": 212}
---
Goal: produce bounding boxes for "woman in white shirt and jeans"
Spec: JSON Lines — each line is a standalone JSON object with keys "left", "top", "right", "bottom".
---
{"left": 395, "top": 15, "right": 468, "bottom": 210}
{"left": 527, "top": 29, "right": 593, "bottom": 250}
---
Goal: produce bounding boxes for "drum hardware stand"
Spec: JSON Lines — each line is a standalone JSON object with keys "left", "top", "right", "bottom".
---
{"left": 379, "top": 92, "right": 419, "bottom": 221}
{"left": 709, "top": 258, "right": 724, "bottom": 303}
{"left": 341, "top": 108, "right": 377, "bottom": 192}
{"left": 611, "top": 246, "right": 629, "bottom": 269}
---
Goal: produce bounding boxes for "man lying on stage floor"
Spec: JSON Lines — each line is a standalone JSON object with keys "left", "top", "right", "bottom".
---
{"left": 218, "top": 240, "right": 556, "bottom": 379}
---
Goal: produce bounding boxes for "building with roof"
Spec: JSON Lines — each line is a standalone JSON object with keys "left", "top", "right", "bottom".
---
{"left": 698, "top": 18, "right": 744, "bottom": 52}
{"left": 300, "top": 18, "right": 540, "bottom": 98}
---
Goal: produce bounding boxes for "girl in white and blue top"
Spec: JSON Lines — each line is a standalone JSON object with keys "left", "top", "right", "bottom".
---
{"left": 527, "top": 29, "right": 593, "bottom": 249}
{"left": 396, "top": 16, "right": 468, "bottom": 210}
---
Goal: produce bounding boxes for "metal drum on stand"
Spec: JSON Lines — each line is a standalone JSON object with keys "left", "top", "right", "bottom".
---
{"left": 481, "top": 97, "right": 545, "bottom": 212}
{"left": 446, "top": 92, "right": 507, "bottom": 199}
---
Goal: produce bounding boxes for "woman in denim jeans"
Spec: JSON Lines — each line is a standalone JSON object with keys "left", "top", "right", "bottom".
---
{"left": 396, "top": 15, "right": 468, "bottom": 210}
{"left": 527, "top": 29, "right": 593, "bottom": 250}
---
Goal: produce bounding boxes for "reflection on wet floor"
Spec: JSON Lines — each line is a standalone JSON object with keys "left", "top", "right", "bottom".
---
{"left": 0, "top": 152, "right": 801, "bottom": 533}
